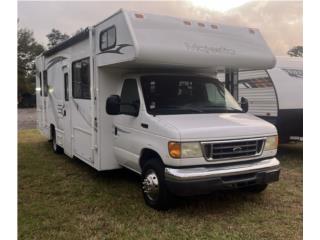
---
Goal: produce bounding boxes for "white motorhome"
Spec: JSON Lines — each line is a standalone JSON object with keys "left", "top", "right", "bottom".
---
{"left": 36, "top": 9, "right": 280, "bottom": 210}
{"left": 218, "top": 56, "right": 303, "bottom": 142}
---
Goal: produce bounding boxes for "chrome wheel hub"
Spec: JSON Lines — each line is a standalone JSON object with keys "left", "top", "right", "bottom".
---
{"left": 142, "top": 170, "right": 159, "bottom": 201}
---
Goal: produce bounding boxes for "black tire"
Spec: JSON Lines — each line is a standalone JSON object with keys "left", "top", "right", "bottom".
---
{"left": 141, "top": 159, "right": 173, "bottom": 210}
{"left": 242, "top": 183, "right": 268, "bottom": 193}
{"left": 52, "top": 128, "right": 63, "bottom": 154}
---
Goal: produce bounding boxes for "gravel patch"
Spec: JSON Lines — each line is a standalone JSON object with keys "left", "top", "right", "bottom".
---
{"left": 18, "top": 108, "right": 37, "bottom": 130}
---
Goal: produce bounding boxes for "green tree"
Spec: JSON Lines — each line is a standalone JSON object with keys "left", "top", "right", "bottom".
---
{"left": 18, "top": 28, "right": 44, "bottom": 103}
{"left": 287, "top": 46, "right": 303, "bottom": 57}
{"left": 46, "top": 28, "right": 69, "bottom": 49}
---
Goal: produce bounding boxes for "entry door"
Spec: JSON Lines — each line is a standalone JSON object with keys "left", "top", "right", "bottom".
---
{"left": 62, "top": 67, "right": 72, "bottom": 157}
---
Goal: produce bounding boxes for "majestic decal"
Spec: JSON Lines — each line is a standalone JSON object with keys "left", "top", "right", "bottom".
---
{"left": 100, "top": 44, "right": 133, "bottom": 55}
{"left": 184, "top": 42, "right": 236, "bottom": 56}
{"left": 46, "top": 56, "right": 67, "bottom": 70}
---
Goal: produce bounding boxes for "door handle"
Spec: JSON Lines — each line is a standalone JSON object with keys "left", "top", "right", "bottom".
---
{"left": 141, "top": 123, "right": 148, "bottom": 129}
{"left": 63, "top": 109, "right": 66, "bottom": 116}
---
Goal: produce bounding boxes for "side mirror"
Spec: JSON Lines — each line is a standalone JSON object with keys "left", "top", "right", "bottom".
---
{"left": 106, "top": 95, "right": 121, "bottom": 115}
{"left": 240, "top": 97, "right": 249, "bottom": 113}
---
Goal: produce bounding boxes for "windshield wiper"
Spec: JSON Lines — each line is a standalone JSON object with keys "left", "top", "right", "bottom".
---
{"left": 203, "top": 105, "right": 243, "bottom": 113}
{"left": 149, "top": 106, "right": 204, "bottom": 116}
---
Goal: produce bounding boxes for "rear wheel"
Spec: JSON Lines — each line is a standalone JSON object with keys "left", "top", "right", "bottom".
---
{"left": 51, "top": 128, "right": 63, "bottom": 154}
{"left": 141, "top": 159, "right": 173, "bottom": 210}
{"left": 242, "top": 183, "right": 268, "bottom": 193}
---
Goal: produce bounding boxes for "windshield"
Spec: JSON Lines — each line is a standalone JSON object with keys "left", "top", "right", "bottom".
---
{"left": 140, "top": 75, "right": 242, "bottom": 115}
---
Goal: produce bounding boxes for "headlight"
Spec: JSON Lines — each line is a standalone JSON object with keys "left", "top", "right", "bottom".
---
{"left": 168, "top": 142, "right": 202, "bottom": 158}
{"left": 264, "top": 136, "right": 278, "bottom": 151}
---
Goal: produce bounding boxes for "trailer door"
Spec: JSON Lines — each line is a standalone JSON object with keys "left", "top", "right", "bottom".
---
{"left": 62, "top": 67, "right": 72, "bottom": 156}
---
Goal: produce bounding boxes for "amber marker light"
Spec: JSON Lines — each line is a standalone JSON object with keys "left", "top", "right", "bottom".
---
{"left": 168, "top": 142, "right": 181, "bottom": 158}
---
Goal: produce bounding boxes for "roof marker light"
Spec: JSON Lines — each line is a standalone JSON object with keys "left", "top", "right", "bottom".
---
{"left": 211, "top": 24, "right": 218, "bottom": 29}
{"left": 183, "top": 20, "right": 191, "bottom": 26}
{"left": 135, "top": 13, "right": 144, "bottom": 19}
{"left": 198, "top": 22, "right": 205, "bottom": 27}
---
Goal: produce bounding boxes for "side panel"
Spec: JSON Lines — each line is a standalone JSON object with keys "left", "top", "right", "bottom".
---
{"left": 267, "top": 67, "right": 303, "bottom": 110}
{"left": 97, "top": 68, "right": 123, "bottom": 170}
{"left": 43, "top": 38, "right": 96, "bottom": 167}
{"left": 46, "top": 60, "right": 65, "bottom": 147}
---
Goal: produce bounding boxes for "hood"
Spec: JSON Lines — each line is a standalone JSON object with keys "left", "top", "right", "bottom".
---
{"left": 156, "top": 113, "right": 277, "bottom": 140}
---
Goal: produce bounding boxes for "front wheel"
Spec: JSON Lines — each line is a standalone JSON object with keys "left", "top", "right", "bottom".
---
{"left": 141, "top": 159, "right": 173, "bottom": 210}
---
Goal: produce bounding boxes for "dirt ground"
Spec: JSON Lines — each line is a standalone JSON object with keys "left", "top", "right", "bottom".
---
{"left": 18, "top": 108, "right": 37, "bottom": 130}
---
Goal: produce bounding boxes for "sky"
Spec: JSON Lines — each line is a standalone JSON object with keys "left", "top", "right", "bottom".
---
{"left": 17, "top": 0, "right": 303, "bottom": 55}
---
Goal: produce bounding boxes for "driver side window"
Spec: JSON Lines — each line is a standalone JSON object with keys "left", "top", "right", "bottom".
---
{"left": 120, "top": 79, "right": 140, "bottom": 116}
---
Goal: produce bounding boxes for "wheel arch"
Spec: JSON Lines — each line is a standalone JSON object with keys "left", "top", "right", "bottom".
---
{"left": 49, "top": 123, "right": 55, "bottom": 140}
{"left": 139, "top": 148, "right": 164, "bottom": 169}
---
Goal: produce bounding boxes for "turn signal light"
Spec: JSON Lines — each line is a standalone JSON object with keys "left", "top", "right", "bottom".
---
{"left": 168, "top": 142, "right": 181, "bottom": 158}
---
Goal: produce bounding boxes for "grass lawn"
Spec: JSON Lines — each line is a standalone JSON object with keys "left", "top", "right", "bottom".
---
{"left": 18, "top": 129, "right": 302, "bottom": 240}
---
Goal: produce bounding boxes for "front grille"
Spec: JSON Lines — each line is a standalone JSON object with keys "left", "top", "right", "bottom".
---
{"left": 201, "top": 138, "right": 265, "bottom": 161}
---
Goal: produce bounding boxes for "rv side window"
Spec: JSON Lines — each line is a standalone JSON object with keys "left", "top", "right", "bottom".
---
{"left": 64, "top": 73, "right": 69, "bottom": 101}
{"left": 43, "top": 70, "right": 48, "bottom": 97}
{"left": 100, "top": 26, "right": 116, "bottom": 51}
{"left": 39, "top": 72, "right": 42, "bottom": 96}
{"left": 120, "top": 79, "right": 140, "bottom": 116}
{"left": 72, "top": 58, "right": 91, "bottom": 99}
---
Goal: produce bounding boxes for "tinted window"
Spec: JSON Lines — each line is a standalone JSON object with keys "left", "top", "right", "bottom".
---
{"left": 72, "top": 58, "right": 90, "bottom": 99}
{"left": 43, "top": 70, "right": 48, "bottom": 97}
{"left": 141, "top": 75, "right": 241, "bottom": 115}
{"left": 64, "top": 73, "right": 69, "bottom": 101}
{"left": 120, "top": 79, "right": 140, "bottom": 115}
{"left": 100, "top": 26, "right": 116, "bottom": 51}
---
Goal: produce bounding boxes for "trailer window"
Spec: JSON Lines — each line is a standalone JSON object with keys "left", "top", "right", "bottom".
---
{"left": 72, "top": 58, "right": 90, "bottom": 99}
{"left": 64, "top": 73, "right": 69, "bottom": 101}
{"left": 238, "top": 70, "right": 273, "bottom": 88}
{"left": 43, "top": 70, "right": 48, "bottom": 97}
{"left": 100, "top": 26, "right": 116, "bottom": 51}
{"left": 120, "top": 79, "right": 140, "bottom": 115}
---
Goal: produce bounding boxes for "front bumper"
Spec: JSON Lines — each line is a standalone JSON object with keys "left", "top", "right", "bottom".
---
{"left": 165, "top": 157, "right": 280, "bottom": 196}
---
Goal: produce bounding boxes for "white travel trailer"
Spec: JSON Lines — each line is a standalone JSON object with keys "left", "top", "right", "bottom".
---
{"left": 218, "top": 57, "right": 303, "bottom": 142}
{"left": 36, "top": 9, "right": 280, "bottom": 209}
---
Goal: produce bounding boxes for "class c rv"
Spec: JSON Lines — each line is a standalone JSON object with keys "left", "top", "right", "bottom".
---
{"left": 36, "top": 9, "right": 280, "bottom": 210}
